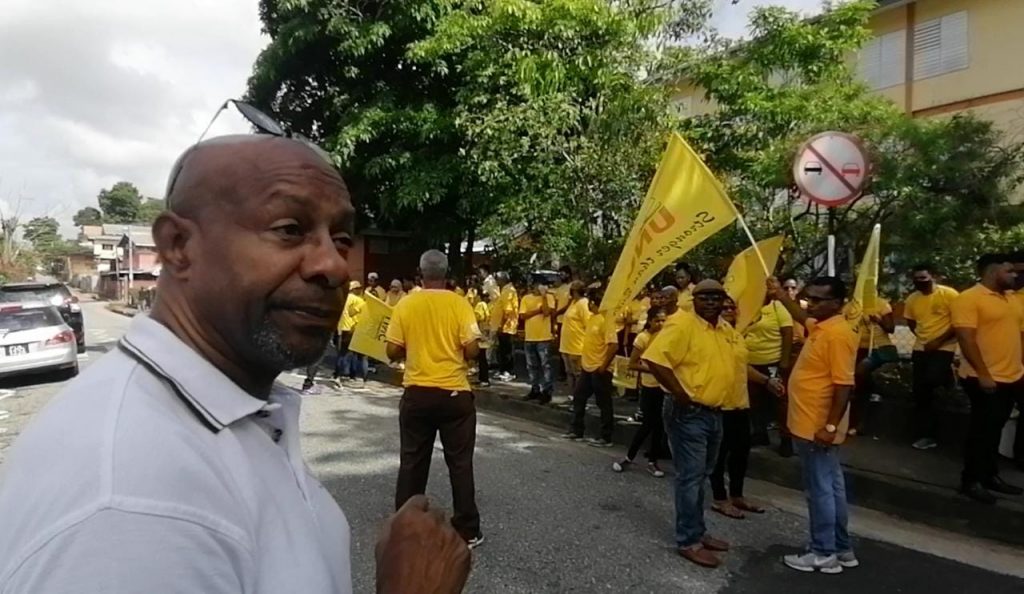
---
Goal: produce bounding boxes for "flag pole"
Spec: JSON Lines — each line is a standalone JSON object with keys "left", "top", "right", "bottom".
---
{"left": 726, "top": 201, "right": 772, "bottom": 277}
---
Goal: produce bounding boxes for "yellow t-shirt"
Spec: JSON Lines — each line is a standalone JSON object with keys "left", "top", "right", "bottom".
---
{"left": 465, "top": 287, "right": 480, "bottom": 307}
{"left": 641, "top": 311, "right": 742, "bottom": 408}
{"left": 625, "top": 297, "right": 651, "bottom": 334}
{"left": 369, "top": 286, "right": 386, "bottom": 301}
{"left": 385, "top": 290, "right": 481, "bottom": 391}
{"left": 844, "top": 299, "right": 893, "bottom": 349}
{"left": 723, "top": 335, "right": 750, "bottom": 411}
{"left": 951, "top": 284, "right": 1024, "bottom": 383}
{"left": 338, "top": 293, "right": 366, "bottom": 332}
{"left": 787, "top": 316, "right": 858, "bottom": 444}
{"left": 474, "top": 301, "right": 491, "bottom": 349}
{"left": 743, "top": 301, "right": 794, "bottom": 366}
{"left": 385, "top": 291, "right": 405, "bottom": 307}
{"left": 497, "top": 285, "right": 519, "bottom": 335}
{"left": 553, "top": 284, "right": 571, "bottom": 324}
{"left": 632, "top": 331, "right": 661, "bottom": 389}
{"left": 520, "top": 293, "right": 555, "bottom": 342}
{"left": 679, "top": 289, "right": 694, "bottom": 312}
{"left": 559, "top": 298, "right": 590, "bottom": 356}
{"left": 580, "top": 313, "right": 618, "bottom": 373}
{"left": 904, "top": 285, "right": 959, "bottom": 352}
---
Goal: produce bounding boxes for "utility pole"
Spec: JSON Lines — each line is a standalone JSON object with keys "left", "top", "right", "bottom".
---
{"left": 125, "top": 225, "right": 134, "bottom": 291}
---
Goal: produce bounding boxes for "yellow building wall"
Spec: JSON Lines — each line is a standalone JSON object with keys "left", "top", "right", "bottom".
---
{"left": 911, "top": 0, "right": 1024, "bottom": 112}
{"left": 670, "top": 82, "right": 717, "bottom": 117}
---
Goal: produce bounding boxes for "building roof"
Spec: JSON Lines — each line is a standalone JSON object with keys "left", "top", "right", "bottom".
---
{"left": 119, "top": 228, "right": 155, "bottom": 247}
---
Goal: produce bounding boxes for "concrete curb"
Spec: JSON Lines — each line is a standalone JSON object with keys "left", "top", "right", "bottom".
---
{"left": 372, "top": 368, "right": 1024, "bottom": 547}
{"left": 105, "top": 304, "right": 139, "bottom": 318}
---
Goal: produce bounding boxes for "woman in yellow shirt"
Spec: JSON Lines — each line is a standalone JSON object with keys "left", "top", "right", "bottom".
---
{"left": 612, "top": 307, "right": 668, "bottom": 478}
{"left": 843, "top": 298, "right": 898, "bottom": 436}
{"left": 473, "top": 294, "right": 492, "bottom": 387}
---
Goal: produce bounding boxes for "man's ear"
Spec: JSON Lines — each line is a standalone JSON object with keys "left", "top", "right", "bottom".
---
{"left": 152, "top": 212, "right": 196, "bottom": 280}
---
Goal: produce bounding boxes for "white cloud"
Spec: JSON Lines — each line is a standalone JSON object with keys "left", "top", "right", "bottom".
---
{"left": 0, "top": 0, "right": 267, "bottom": 235}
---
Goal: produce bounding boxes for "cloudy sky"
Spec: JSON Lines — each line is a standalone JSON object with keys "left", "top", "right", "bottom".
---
{"left": 0, "top": 0, "right": 824, "bottom": 236}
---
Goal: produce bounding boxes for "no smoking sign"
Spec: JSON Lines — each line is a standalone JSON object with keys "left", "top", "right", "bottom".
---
{"left": 792, "top": 132, "right": 871, "bottom": 207}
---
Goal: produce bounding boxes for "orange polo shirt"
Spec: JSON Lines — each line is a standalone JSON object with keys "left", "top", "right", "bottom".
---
{"left": 787, "top": 315, "right": 858, "bottom": 444}
{"left": 951, "top": 284, "right": 1024, "bottom": 383}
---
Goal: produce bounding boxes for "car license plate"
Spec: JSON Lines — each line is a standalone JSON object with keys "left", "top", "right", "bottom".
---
{"left": 3, "top": 344, "right": 29, "bottom": 356}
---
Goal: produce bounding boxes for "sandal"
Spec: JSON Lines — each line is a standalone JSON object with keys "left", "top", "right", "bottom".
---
{"left": 711, "top": 502, "right": 745, "bottom": 519}
{"left": 732, "top": 499, "right": 766, "bottom": 514}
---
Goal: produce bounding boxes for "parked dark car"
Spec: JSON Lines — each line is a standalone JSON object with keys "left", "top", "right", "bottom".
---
{"left": 0, "top": 282, "right": 84, "bottom": 352}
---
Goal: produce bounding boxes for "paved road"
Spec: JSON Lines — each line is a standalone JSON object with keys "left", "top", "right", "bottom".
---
{"left": 1, "top": 302, "right": 1021, "bottom": 592}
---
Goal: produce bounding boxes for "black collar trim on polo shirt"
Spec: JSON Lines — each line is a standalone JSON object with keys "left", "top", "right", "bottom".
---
{"left": 118, "top": 338, "right": 223, "bottom": 433}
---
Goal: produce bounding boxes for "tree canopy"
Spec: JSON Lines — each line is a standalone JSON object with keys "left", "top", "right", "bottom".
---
{"left": 72, "top": 206, "right": 103, "bottom": 227}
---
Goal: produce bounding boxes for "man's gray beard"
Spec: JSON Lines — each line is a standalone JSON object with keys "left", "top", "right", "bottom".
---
{"left": 249, "top": 315, "right": 330, "bottom": 371}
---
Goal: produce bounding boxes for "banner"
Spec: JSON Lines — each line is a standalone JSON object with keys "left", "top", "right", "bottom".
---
{"left": 349, "top": 293, "right": 393, "bottom": 363}
{"left": 600, "top": 132, "right": 738, "bottom": 319}
{"left": 723, "top": 235, "right": 785, "bottom": 331}
{"left": 611, "top": 356, "right": 639, "bottom": 390}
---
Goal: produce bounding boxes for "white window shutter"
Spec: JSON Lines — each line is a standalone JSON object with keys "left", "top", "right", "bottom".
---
{"left": 879, "top": 31, "right": 906, "bottom": 88}
{"left": 913, "top": 11, "right": 969, "bottom": 80}
{"left": 858, "top": 37, "right": 882, "bottom": 88}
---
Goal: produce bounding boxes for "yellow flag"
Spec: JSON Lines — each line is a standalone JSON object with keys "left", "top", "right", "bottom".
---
{"left": 853, "top": 224, "right": 882, "bottom": 313}
{"left": 601, "top": 133, "right": 738, "bottom": 318}
{"left": 723, "top": 235, "right": 785, "bottom": 331}
{"left": 611, "top": 356, "right": 639, "bottom": 390}
{"left": 349, "top": 293, "right": 393, "bottom": 363}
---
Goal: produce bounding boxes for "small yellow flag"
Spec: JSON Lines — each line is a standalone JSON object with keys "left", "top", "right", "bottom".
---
{"left": 853, "top": 224, "right": 882, "bottom": 315}
{"left": 611, "top": 356, "right": 639, "bottom": 390}
{"left": 723, "top": 235, "right": 785, "bottom": 331}
{"left": 600, "top": 132, "right": 739, "bottom": 319}
{"left": 348, "top": 293, "right": 393, "bottom": 363}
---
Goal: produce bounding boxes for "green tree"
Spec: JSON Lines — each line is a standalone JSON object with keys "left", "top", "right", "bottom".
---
{"left": 97, "top": 181, "right": 143, "bottom": 224}
{"left": 23, "top": 216, "right": 60, "bottom": 253}
{"left": 672, "top": 0, "right": 1024, "bottom": 285}
{"left": 136, "top": 199, "right": 164, "bottom": 224}
{"left": 72, "top": 206, "right": 103, "bottom": 226}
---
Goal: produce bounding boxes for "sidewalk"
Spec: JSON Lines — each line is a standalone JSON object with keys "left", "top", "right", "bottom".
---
{"left": 372, "top": 367, "right": 1024, "bottom": 547}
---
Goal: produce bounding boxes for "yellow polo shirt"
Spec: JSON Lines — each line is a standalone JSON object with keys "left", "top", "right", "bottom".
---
{"left": 904, "top": 285, "right": 959, "bottom": 352}
{"left": 580, "top": 313, "right": 618, "bottom": 373}
{"left": 787, "top": 316, "right": 858, "bottom": 444}
{"left": 641, "top": 311, "right": 742, "bottom": 408}
{"left": 951, "top": 284, "right": 1024, "bottom": 383}
{"left": 338, "top": 293, "right": 365, "bottom": 333}
{"left": 520, "top": 293, "right": 555, "bottom": 342}
{"left": 559, "top": 298, "right": 590, "bottom": 356}
{"left": 553, "top": 284, "right": 571, "bottom": 324}
{"left": 385, "top": 290, "right": 481, "bottom": 391}
{"left": 632, "top": 331, "right": 662, "bottom": 389}
{"left": 744, "top": 301, "right": 794, "bottom": 365}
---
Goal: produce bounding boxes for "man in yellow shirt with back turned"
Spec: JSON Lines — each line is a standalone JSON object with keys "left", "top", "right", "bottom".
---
{"left": 951, "top": 253, "right": 1024, "bottom": 504}
{"left": 385, "top": 250, "right": 484, "bottom": 549}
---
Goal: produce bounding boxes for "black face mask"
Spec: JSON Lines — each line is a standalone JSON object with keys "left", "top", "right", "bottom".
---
{"left": 913, "top": 280, "right": 933, "bottom": 292}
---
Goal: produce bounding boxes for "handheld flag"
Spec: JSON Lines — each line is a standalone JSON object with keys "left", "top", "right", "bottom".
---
{"left": 723, "top": 235, "right": 785, "bottom": 331}
{"left": 601, "top": 133, "right": 738, "bottom": 318}
{"left": 349, "top": 293, "right": 393, "bottom": 363}
{"left": 853, "top": 224, "right": 882, "bottom": 314}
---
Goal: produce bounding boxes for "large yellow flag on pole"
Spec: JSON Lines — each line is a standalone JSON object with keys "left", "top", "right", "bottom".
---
{"left": 600, "top": 133, "right": 739, "bottom": 317}
{"left": 853, "top": 224, "right": 882, "bottom": 314}
{"left": 723, "top": 235, "right": 785, "bottom": 331}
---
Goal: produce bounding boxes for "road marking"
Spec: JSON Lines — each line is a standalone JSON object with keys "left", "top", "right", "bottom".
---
{"left": 0, "top": 390, "right": 14, "bottom": 402}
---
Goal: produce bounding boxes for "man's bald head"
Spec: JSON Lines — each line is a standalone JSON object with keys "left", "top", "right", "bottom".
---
{"left": 165, "top": 135, "right": 346, "bottom": 219}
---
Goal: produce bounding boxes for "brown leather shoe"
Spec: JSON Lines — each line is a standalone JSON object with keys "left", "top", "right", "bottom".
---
{"left": 679, "top": 546, "right": 721, "bottom": 568}
{"left": 701, "top": 535, "right": 730, "bottom": 552}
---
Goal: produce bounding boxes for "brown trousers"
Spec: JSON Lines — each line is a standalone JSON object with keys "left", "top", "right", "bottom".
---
{"left": 395, "top": 386, "right": 480, "bottom": 539}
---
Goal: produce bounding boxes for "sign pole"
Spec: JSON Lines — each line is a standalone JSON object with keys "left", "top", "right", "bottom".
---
{"left": 827, "top": 208, "right": 836, "bottom": 276}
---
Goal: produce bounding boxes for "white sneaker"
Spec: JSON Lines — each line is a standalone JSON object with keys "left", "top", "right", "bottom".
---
{"left": 612, "top": 458, "right": 631, "bottom": 472}
{"left": 912, "top": 438, "right": 938, "bottom": 450}
{"left": 467, "top": 534, "right": 485, "bottom": 549}
{"left": 837, "top": 551, "right": 859, "bottom": 568}
{"left": 783, "top": 552, "right": 842, "bottom": 574}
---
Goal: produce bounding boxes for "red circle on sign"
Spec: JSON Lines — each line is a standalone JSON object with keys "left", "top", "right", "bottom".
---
{"left": 792, "top": 132, "right": 871, "bottom": 208}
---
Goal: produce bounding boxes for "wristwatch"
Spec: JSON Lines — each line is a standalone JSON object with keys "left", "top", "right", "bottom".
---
{"left": 825, "top": 424, "right": 837, "bottom": 434}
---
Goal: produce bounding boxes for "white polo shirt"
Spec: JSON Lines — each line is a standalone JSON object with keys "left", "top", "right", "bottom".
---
{"left": 0, "top": 316, "right": 352, "bottom": 593}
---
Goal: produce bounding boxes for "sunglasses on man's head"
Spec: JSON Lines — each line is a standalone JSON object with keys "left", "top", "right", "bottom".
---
{"left": 165, "top": 99, "right": 336, "bottom": 201}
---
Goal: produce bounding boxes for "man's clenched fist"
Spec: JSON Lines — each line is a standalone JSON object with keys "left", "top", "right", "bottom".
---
{"left": 376, "top": 495, "right": 471, "bottom": 594}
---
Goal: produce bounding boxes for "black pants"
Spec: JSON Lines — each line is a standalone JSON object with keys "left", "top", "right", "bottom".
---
{"left": 710, "top": 409, "right": 752, "bottom": 500}
{"left": 626, "top": 387, "right": 666, "bottom": 461}
{"left": 498, "top": 333, "right": 515, "bottom": 375}
{"left": 1015, "top": 391, "right": 1024, "bottom": 464}
{"left": 749, "top": 364, "right": 788, "bottom": 443}
{"left": 396, "top": 387, "right": 480, "bottom": 540}
{"left": 961, "top": 377, "right": 1019, "bottom": 486}
{"left": 477, "top": 348, "right": 490, "bottom": 383}
{"left": 911, "top": 350, "right": 955, "bottom": 440}
{"left": 571, "top": 370, "right": 614, "bottom": 441}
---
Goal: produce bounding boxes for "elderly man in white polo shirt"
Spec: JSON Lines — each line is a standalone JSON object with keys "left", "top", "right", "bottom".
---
{"left": 0, "top": 132, "right": 470, "bottom": 593}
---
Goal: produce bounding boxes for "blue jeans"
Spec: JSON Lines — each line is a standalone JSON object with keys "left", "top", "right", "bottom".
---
{"left": 337, "top": 351, "right": 368, "bottom": 380}
{"left": 663, "top": 397, "right": 722, "bottom": 548}
{"left": 794, "top": 438, "right": 851, "bottom": 555}
{"left": 524, "top": 341, "right": 553, "bottom": 394}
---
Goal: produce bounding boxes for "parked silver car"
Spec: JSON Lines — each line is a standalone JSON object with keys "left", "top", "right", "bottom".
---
{"left": 0, "top": 303, "right": 78, "bottom": 380}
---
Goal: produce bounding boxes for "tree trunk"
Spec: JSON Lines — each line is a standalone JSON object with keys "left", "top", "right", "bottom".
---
{"left": 464, "top": 224, "right": 476, "bottom": 279}
{"left": 447, "top": 234, "right": 463, "bottom": 280}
